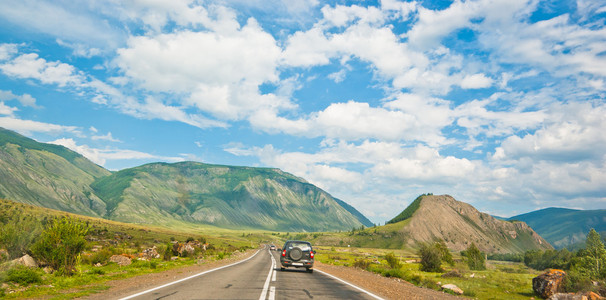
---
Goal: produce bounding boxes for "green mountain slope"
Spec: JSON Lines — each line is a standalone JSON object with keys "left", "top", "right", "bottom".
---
{"left": 0, "top": 128, "right": 370, "bottom": 232}
{"left": 508, "top": 208, "right": 606, "bottom": 249}
{"left": 0, "top": 128, "right": 110, "bottom": 216}
{"left": 92, "top": 161, "right": 368, "bottom": 231}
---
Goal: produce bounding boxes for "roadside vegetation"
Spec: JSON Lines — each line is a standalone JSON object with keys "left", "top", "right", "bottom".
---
{"left": 0, "top": 199, "right": 267, "bottom": 298}
{"left": 313, "top": 228, "right": 606, "bottom": 299}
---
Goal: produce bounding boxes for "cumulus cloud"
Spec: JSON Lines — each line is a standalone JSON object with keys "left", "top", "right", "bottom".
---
{"left": 494, "top": 103, "right": 606, "bottom": 163}
{"left": 0, "top": 90, "right": 39, "bottom": 108}
{"left": 115, "top": 17, "right": 290, "bottom": 121}
{"left": 460, "top": 73, "right": 493, "bottom": 89}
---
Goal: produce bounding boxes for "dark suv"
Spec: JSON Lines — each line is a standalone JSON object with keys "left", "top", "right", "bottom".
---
{"left": 280, "top": 240, "right": 315, "bottom": 273}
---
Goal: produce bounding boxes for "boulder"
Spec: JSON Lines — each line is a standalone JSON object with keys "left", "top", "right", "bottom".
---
{"left": 17, "top": 254, "right": 38, "bottom": 268}
{"left": 139, "top": 246, "right": 161, "bottom": 260}
{"left": 109, "top": 254, "right": 132, "bottom": 266}
{"left": 533, "top": 269, "right": 566, "bottom": 299}
{"left": 441, "top": 283, "right": 464, "bottom": 295}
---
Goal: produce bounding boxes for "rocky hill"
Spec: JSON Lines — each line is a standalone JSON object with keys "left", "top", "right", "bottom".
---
{"left": 509, "top": 207, "right": 606, "bottom": 249}
{"left": 388, "top": 195, "right": 552, "bottom": 253}
{"left": 0, "top": 127, "right": 371, "bottom": 232}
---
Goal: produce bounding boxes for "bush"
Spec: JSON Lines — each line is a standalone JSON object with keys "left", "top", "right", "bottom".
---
{"left": 353, "top": 258, "right": 371, "bottom": 270}
{"left": 385, "top": 252, "right": 401, "bottom": 269}
{"left": 464, "top": 243, "right": 486, "bottom": 271}
{"left": 6, "top": 266, "right": 42, "bottom": 285}
{"left": 30, "top": 217, "right": 89, "bottom": 276}
{"left": 419, "top": 243, "right": 444, "bottom": 272}
{"left": 163, "top": 243, "right": 172, "bottom": 261}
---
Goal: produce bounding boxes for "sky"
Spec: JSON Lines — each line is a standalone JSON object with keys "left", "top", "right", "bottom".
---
{"left": 0, "top": 0, "right": 604, "bottom": 224}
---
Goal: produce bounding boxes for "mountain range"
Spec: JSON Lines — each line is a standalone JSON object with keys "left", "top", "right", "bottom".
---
{"left": 509, "top": 208, "right": 606, "bottom": 249}
{"left": 0, "top": 127, "right": 371, "bottom": 231}
{"left": 1, "top": 127, "right": 598, "bottom": 254}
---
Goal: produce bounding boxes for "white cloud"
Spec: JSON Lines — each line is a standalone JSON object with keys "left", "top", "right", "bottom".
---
{"left": 0, "top": 102, "right": 17, "bottom": 116}
{"left": 91, "top": 132, "right": 121, "bottom": 143}
{"left": 116, "top": 18, "right": 289, "bottom": 121}
{"left": 49, "top": 138, "right": 185, "bottom": 166}
{"left": 0, "top": 53, "right": 84, "bottom": 87}
{"left": 0, "top": 0, "right": 123, "bottom": 50}
{"left": 0, "top": 90, "right": 39, "bottom": 108}
{"left": 494, "top": 103, "right": 606, "bottom": 163}
{"left": 460, "top": 73, "right": 493, "bottom": 89}
{"left": 0, "top": 117, "right": 79, "bottom": 136}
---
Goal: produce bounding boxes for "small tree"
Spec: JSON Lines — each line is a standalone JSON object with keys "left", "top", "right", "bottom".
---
{"left": 418, "top": 240, "right": 454, "bottom": 272}
{"left": 465, "top": 242, "right": 486, "bottom": 270}
{"left": 30, "top": 217, "right": 89, "bottom": 276}
{"left": 419, "top": 243, "right": 443, "bottom": 272}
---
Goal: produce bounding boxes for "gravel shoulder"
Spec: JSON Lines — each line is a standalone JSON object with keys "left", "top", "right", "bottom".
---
{"left": 77, "top": 249, "right": 461, "bottom": 300}
{"left": 315, "top": 261, "right": 461, "bottom": 300}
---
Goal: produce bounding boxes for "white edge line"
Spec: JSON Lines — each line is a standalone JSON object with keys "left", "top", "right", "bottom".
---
{"left": 119, "top": 249, "right": 262, "bottom": 300}
{"left": 258, "top": 248, "right": 275, "bottom": 300}
{"left": 315, "top": 269, "right": 385, "bottom": 300}
{"left": 268, "top": 286, "right": 276, "bottom": 300}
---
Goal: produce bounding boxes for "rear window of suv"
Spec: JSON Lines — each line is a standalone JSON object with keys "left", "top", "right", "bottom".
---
{"left": 285, "top": 242, "right": 311, "bottom": 251}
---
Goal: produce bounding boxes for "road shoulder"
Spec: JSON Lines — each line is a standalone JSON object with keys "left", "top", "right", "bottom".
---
{"left": 81, "top": 249, "right": 259, "bottom": 300}
{"left": 315, "top": 262, "right": 462, "bottom": 300}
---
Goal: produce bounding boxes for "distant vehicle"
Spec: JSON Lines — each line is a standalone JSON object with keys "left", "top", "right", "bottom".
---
{"left": 269, "top": 245, "right": 276, "bottom": 251}
{"left": 280, "top": 240, "right": 315, "bottom": 273}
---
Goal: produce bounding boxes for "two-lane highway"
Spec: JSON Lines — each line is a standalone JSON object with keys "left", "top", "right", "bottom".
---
{"left": 120, "top": 245, "right": 383, "bottom": 300}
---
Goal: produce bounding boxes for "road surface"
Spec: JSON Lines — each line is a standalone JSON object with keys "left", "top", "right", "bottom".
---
{"left": 120, "top": 245, "right": 383, "bottom": 300}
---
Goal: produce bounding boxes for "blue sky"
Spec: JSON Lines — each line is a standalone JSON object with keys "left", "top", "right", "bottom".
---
{"left": 0, "top": 0, "right": 605, "bottom": 223}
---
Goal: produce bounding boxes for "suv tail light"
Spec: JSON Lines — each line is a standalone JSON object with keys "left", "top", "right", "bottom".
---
{"left": 310, "top": 251, "right": 314, "bottom": 259}
{"left": 282, "top": 250, "right": 286, "bottom": 257}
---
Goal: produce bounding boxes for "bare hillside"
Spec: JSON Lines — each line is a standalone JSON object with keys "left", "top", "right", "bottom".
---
{"left": 400, "top": 195, "right": 552, "bottom": 253}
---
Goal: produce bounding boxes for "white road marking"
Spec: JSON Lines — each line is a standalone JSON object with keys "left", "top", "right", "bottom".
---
{"left": 259, "top": 248, "right": 276, "bottom": 300}
{"left": 268, "top": 286, "right": 276, "bottom": 300}
{"left": 315, "top": 269, "right": 385, "bottom": 300}
{"left": 119, "top": 249, "right": 262, "bottom": 300}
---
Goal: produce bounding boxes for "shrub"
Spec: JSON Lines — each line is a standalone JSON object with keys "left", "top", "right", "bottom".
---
{"left": 385, "top": 252, "right": 401, "bottom": 269}
{"left": 464, "top": 243, "right": 486, "bottom": 271}
{"left": 163, "top": 243, "right": 172, "bottom": 261}
{"left": 30, "top": 217, "right": 89, "bottom": 276}
{"left": 353, "top": 258, "right": 371, "bottom": 270}
{"left": 6, "top": 266, "right": 42, "bottom": 285}
{"left": 419, "top": 243, "right": 444, "bottom": 272}
{"left": 89, "top": 249, "right": 113, "bottom": 265}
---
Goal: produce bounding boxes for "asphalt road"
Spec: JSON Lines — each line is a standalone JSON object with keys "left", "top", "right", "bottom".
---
{"left": 120, "top": 245, "right": 383, "bottom": 300}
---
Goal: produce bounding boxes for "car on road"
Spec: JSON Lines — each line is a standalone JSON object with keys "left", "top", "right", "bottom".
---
{"left": 280, "top": 240, "right": 315, "bottom": 273}
{"left": 269, "top": 245, "right": 276, "bottom": 251}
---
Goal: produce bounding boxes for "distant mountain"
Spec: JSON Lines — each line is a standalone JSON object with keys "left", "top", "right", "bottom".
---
{"left": 384, "top": 195, "right": 552, "bottom": 253}
{"left": 0, "top": 127, "right": 110, "bottom": 216}
{"left": 92, "top": 161, "right": 373, "bottom": 231}
{"left": 0, "top": 127, "right": 370, "bottom": 231}
{"left": 508, "top": 207, "right": 606, "bottom": 249}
